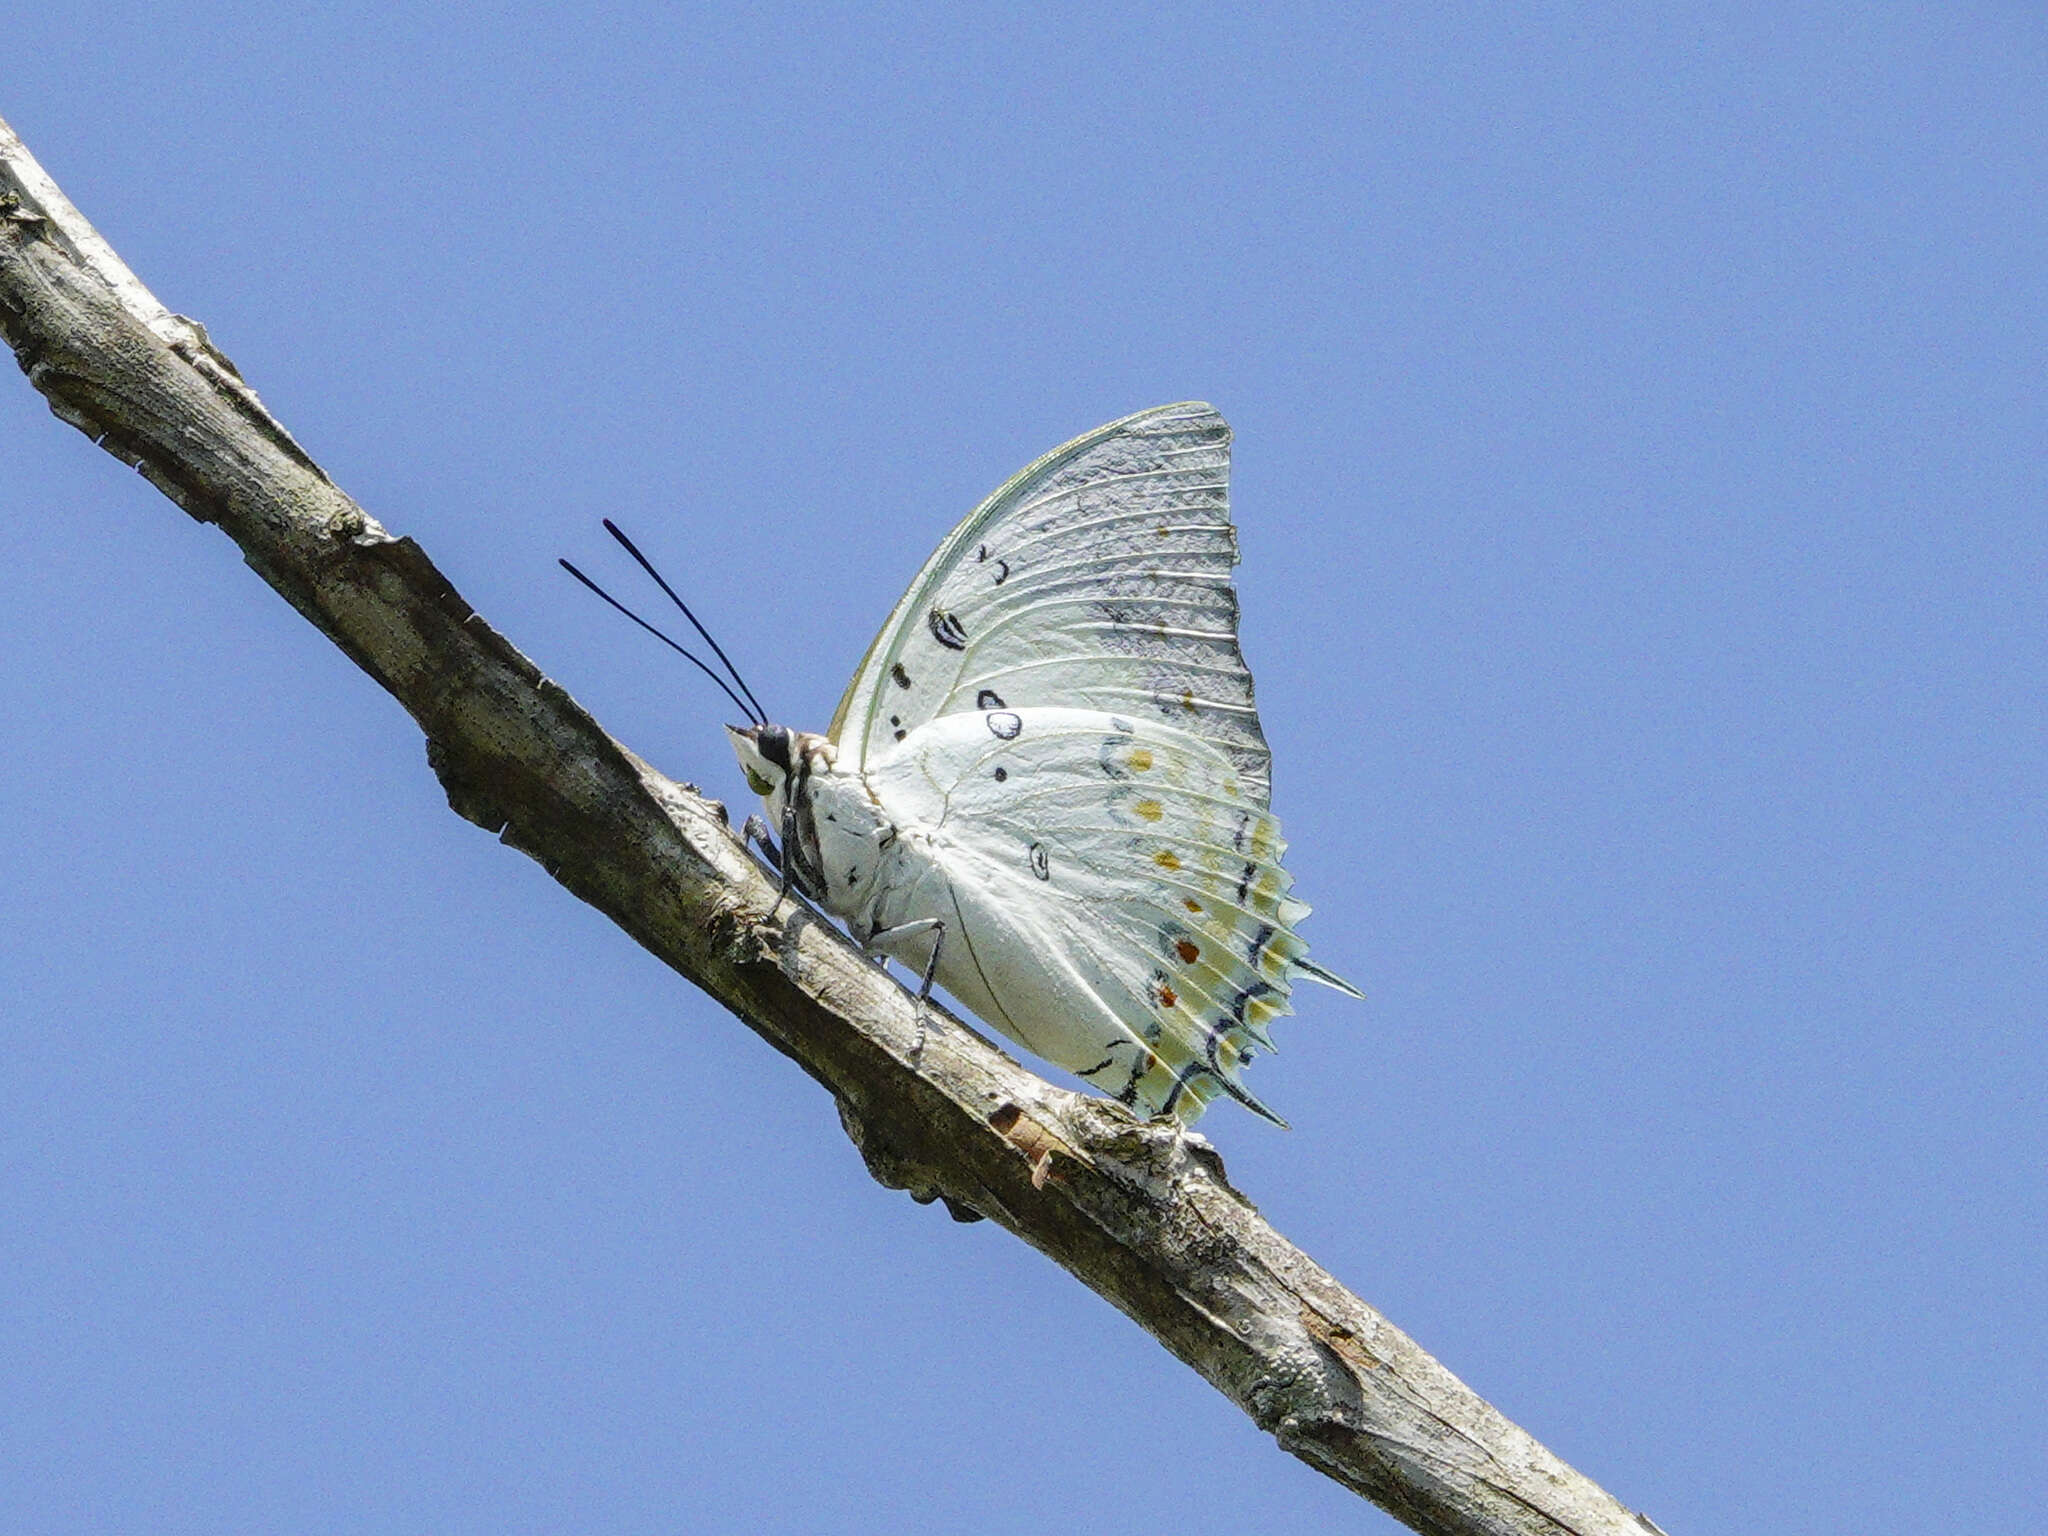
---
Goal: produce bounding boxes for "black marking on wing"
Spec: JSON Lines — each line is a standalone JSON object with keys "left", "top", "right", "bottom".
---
{"left": 974, "top": 543, "right": 1011, "bottom": 583}
{"left": 1158, "top": 1059, "right": 1213, "bottom": 1119}
{"left": 1227, "top": 981, "right": 1278, "bottom": 1027}
{"left": 976, "top": 688, "right": 1006, "bottom": 709}
{"left": 1236, "top": 861, "right": 1257, "bottom": 902}
{"left": 992, "top": 766, "right": 1007, "bottom": 782}
{"left": 1028, "top": 842, "right": 1050, "bottom": 880}
{"left": 986, "top": 710, "right": 1023, "bottom": 739}
{"left": 928, "top": 607, "right": 968, "bottom": 650}
{"left": 890, "top": 662, "right": 912, "bottom": 689}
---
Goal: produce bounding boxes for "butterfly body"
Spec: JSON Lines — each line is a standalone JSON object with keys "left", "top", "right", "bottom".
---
{"left": 728, "top": 726, "right": 896, "bottom": 920}
{"left": 722, "top": 403, "right": 1358, "bottom": 1126}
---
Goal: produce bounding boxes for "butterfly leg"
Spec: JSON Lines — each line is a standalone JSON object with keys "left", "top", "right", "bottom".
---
{"left": 864, "top": 918, "right": 946, "bottom": 1060}
{"left": 867, "top": 918, "right": 945, "bottom": 1001}
{"left": 740, "top": 814, "right": 783, "bottom": 880}
{"left": 742, "top": 809, "right": 805, "bottom": 919}
{"left": 769, "top": 800, "right": 804, "bottom": 912}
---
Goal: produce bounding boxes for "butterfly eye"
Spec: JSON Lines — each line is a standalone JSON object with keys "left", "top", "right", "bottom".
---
{"left": 744, "top": 766, "right": 776, "bottom": 797}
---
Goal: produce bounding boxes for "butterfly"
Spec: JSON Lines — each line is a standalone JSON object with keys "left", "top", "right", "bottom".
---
{"left": 568, "top": 402, "right": 1358, "bottom": 1125}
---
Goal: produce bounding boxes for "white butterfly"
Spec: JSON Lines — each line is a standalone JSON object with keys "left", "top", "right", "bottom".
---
{"left": 574, "top": 403, "right": 1358, "bottom": 1124}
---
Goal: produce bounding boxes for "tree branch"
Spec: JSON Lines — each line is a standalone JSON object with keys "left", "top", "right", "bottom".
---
{"left": 0, "top": 115, "right": 1666, "bottom": 1536}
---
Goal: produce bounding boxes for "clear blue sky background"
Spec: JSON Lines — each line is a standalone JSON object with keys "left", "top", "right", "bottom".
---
{"left": 4, "top": 5, "right": 2043, "bottom": 1533}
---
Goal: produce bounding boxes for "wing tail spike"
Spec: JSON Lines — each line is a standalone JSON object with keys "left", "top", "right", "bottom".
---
{"left": 1295, "top": 956, "right": 1365, "bottom": 999}
{"left": 1217, "top": 1074, "right": 1290, "bottom": 1129}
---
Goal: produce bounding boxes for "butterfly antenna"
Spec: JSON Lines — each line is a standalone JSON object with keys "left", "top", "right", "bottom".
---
{"left": 601, "top": 519, "right": 772, "bottom": 726}
{"left": 558, "top": 558, "right": 760, "bottom": 724}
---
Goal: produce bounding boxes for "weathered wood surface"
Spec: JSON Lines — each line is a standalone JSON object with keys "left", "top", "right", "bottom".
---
{"left": 0, "top": 115, "right": 1666, "bottom": 1536}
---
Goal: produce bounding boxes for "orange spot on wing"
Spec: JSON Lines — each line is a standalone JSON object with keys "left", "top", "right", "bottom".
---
{"left": 1175, "top": 939, "right": 1201, "bottom": 964}
{"left": 1183, "top": 897, "right": 1202, "bottom": 913}
{"left": 1156, "top": 984, "right": 1178, "bottom": 1008}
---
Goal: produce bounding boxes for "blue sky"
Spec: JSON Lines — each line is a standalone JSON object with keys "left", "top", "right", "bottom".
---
{"left": 3, "top": 5, "right": 2043, "bottom": 1532}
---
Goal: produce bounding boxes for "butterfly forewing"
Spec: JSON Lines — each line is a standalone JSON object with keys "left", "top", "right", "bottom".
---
{"left": 829, "top": 402, "right": 1275, "bottom": 806}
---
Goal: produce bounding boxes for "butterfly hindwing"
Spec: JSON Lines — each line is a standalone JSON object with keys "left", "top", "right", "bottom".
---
{"left": 829, "top": 403, "right": 1275, "bottom": 806}
{"left": 866, "top": 707, "right": 1315, "bottom": 1122}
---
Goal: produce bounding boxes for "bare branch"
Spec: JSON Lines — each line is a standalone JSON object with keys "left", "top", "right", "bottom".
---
{"left": 0, "top": 115, "right": 1667, "bottom": 1536}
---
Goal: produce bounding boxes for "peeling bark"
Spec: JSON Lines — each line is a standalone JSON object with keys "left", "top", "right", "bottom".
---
{"left": 0, "top": 115, "right": 1668, "bottom": 1536}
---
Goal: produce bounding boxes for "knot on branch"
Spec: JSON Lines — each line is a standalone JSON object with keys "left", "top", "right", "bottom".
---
{"left": 836, "top": 1095, "right": 984, "bottom": 1222}
{"left": 0, "top": 189, "right": 45, "bottom": 227}
{"left": 425, "top": 736, "right": 511, "bottom": 834}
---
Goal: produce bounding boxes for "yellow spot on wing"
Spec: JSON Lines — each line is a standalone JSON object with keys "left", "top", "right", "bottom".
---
{"left": 1134, "top": 798, "right": 1163, "bottom": 822}
{"left": 1128, "top": 748, "right": 1153, "bottom": 772}
{"left": 1154, "top": 850, "right": 1181, "bottom": 870}
{"left": 1183, "top": 897, "right": 1202, "bottom": 913}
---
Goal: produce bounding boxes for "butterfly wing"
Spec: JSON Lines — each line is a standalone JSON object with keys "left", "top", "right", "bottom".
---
{"left": 867, "top": 707, "right": 1339, "bottom": 1124}
{"left": 828, "top": 403, "right": 1275, "bottom": 806}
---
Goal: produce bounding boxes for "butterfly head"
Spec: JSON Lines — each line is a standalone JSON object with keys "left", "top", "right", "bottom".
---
{"left": 726, "top": 722, "right": 795, "bottom": 802}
